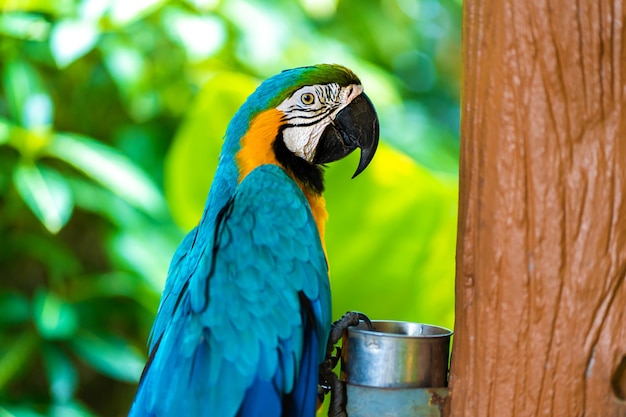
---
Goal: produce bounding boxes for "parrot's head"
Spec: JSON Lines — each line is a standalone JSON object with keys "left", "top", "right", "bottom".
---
{"left": 231, "top": 64, "right": 379, "bottom": 195}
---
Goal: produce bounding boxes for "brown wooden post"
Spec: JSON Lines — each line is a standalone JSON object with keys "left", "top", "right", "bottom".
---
{"left": 449, "top": 0, "right": 626, "bottom": 416}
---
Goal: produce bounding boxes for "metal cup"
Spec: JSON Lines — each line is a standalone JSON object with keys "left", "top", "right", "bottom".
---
{"left": 341, "top": 320, "right": 453, "bottom": 388}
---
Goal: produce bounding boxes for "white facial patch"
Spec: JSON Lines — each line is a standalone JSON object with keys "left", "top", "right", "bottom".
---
{"left": 276, "top": 83, "right": 363, "bottom": 162}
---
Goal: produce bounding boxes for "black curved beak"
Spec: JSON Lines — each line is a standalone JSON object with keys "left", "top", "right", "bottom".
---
{"left": 313, "top": 93, "right": 379, "bottom": 178}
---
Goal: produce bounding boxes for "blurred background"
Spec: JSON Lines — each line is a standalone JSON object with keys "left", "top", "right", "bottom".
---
{"left": 0, "top": 0, "right": 461, "bottom": 415}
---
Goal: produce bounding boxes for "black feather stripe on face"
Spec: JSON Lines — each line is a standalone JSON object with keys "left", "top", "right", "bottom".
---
{"left": 273, "top": 130, "right": 325, "bottom": 195}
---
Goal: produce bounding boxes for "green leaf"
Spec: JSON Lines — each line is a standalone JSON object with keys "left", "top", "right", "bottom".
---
{"left": 0, "top": 331, "right": 37, "bottom": 390}
{"left": 5, "top": 232, "right": 80, "bottom": 279}
{"left": 70, "top": 332, "right": 145, "bottom": 383}
{"left": 22, "top": 93, "right": 53, "bottom": 130}
{"left": 2, "top": 60, "right": 36, "bottom": 121}
{"left": 32, "top": 290, "right": 79, "bottom": 340}
{"left": 64, "top": 175, "right": 145, "bottom": 227}
{"left": 0, "top": 406, "right": 45, "bottom": 417}
{"left": 100, "top": 40, "right": 145, "bottom": 99}
{"left": 67, "top": 271, "right": 160, "bottom": 312}
{"left": 2, "top": 60, "right": 52, "bottom": 127}
{"left": 50, "top": 20, "right": 99, "bottom": 68}
{"left": 108, "top": 227, "right": 179, "bottom": 292}
{"left": 0, "top": 292, "right": 30, "bottom": 325}
{"left": 49, "top": 402, "right": 96, "bottom": 417}
{"left": 47, "top": 133, "right": 167, "bottom": 219}
{"left": 0, "top": 117, "right": 52, "bottom": 158}
{"left": 0, "top": 0, "right": 74, "bottom": 15}
{"left": 13, "top": 163, "right": 74, "bottom": 234}
{"left": 42, "top": 345, "right": 78, "bottom": 403}
{"left": 161, "top": 7, "right": 226, "bottom": 60}
{"left": 0, "top": 118, "right": 10, "bottom": 145}
{"left": 1, "top": 59, "right": 52, "bottom": 129}
{"left": 0, "top": 13, "right": 50, "bottom": 41}
{"left": 324, "top": 143, "right": 458, "bottom": 330}
{"left": 164, "top": 72, "right": 258, "bottom": 229}
{"left": 380, "top": 101, "right": 460, "bottom": 174}
{"left": 109, "top": 0, "right": 166, "bottom": 25}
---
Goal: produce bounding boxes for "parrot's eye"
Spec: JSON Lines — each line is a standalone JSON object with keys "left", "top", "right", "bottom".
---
{"left": 300, "top": 93, "right": 315, "bottom": 105}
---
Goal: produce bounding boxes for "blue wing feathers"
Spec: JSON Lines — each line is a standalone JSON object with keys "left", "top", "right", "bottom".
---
{"left": 282, "top": 296, "right": 320, "bottom": 417}
{"left": 236, "top": 377, "right": 281, "bottom": 417}
{"left": 129, "top": 165, "right": 331, "bottom": 417}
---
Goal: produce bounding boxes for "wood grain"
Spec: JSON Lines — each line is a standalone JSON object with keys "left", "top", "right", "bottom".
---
{"left": 449, "top": 1, "right": 626, "bottom": 415}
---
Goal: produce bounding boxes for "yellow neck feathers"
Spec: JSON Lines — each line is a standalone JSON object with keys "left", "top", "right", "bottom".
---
{"left": 235, "top": 109, "right": 328, "bottom": 249}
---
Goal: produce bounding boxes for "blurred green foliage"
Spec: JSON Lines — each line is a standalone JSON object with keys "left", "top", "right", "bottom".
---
{"left": 0, "top": 0, "right": 461, "bottom": 416}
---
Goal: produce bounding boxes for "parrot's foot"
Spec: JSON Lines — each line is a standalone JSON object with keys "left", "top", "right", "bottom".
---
{"left": 318, "top": 311, "right": 372, "bottom": 417}
{"left": 326, "top": 311, "right": 372, "bottom": 355}
{"left": 319, "top": 362, "right": 347, "bottom": 417}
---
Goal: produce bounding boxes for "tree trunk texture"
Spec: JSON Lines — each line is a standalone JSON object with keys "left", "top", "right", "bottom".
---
{"left": 449, "top": 0, "right": 626, "bottom": 416}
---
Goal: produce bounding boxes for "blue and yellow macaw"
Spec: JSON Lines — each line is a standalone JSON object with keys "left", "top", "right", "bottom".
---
{"left": 129, "top": 64, "right": 379, "bottom": 417}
